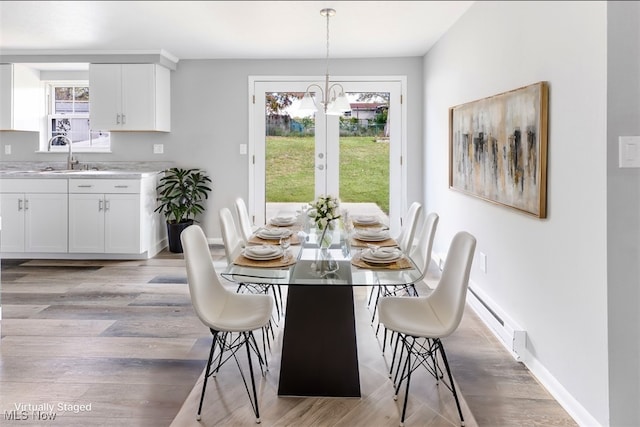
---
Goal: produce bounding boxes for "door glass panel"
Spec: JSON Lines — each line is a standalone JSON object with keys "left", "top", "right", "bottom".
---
{"left": 264, "top": 91, "right": 391, "bottom": 219}
{"left": 265, "top": 92, "right": 315, "bottom": 209}
{"left": 339, "top": 92, "right": 390, "bottom": 215}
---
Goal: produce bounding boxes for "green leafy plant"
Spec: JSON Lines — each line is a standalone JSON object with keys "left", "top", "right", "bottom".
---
{"left": 155, "top": 167, "right": 213, "bottom": 224}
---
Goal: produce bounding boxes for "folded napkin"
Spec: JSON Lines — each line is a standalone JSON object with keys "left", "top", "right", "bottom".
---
{"left": 355, "top": 229, "right": 389, "bottom": 240}
{"left": 353, "top": 215, "right": 379, "bottom": 224}
{"left": 271, "top": 215, "right": 296, "bottom": 224}
{"left": 244, "top": 245, "right": 279, "bottom": 257}
{"left": 257, "top": 228, "right": 292, "bottom": 239}
{"left": 368, "top": 247, "right": 401, "bottom": 260}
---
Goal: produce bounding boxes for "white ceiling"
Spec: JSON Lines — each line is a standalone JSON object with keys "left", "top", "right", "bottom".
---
{"left": 0, "top": 1, "right": 474, "bottom": 68}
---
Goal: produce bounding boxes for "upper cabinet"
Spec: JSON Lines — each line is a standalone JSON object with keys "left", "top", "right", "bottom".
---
{"left": 89, "top": 64, "right": 170, "bottom": 132}
{"left": 0, "top": 64, "right": 43, "bottom": 131}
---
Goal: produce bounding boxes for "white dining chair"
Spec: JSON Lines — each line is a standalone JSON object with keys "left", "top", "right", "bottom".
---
{"left": 235, "top": 197, "right": 257, "bottom": 246}
{"left": 395, "top": 201, "right": 423, "bottom": 253}
{"left": 368, "top": 202, "right": 423, "bottom": 322}
{"left": 220, "top": 206, "right": 283, "bottom": 320}
{"left": 378, "top": 231, "right": 476, "bottom": 427}
{"left": 375, "top": 212, "right": 440, "bottom": 338}
{"left": 181, "top": 224, "right": 274, "bottom": 424}
{"left": 220, "top": 207, "right": 244, "bottom": 264}
{"left": 409, "top": 212, "right": 440, "bottom": 282}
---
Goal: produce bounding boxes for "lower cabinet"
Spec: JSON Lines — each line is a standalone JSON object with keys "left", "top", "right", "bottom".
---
{"left": 1, "top": 175, "right": 163, "bottom": 259}
{"left": 69, "top": 179, "right": 144, "bottom": 254}
{"left": 0, "top": 180, "right": 68, "bottom": 253}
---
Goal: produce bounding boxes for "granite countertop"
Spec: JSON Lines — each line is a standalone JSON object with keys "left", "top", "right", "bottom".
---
{"left": 0, "top": 161, "right": 174, "bottom": 179}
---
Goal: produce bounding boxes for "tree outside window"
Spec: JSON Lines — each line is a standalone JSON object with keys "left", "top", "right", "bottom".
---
{"left": 47, "top": 82, "right": 110, "bottom": 152}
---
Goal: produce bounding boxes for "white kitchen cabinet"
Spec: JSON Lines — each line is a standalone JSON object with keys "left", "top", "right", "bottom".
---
{"left": 0, "top": 64, "right": 44, "bottom": 131}
{"left": 69, "top": 179, "right": 143, "bottom": 254}
{"left": 89, "top": 64, "right": 170, "bottom": 131}
{"left": 0, "top": 180, "right": 68, "bottom": 253}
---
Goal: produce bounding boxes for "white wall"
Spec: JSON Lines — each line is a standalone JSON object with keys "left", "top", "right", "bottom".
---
{"left": 0, "top": 57, "right": 423, "bottom": 239}
{"left": 423, "top": 1, "right": 609, "bottom": 425}
{"left": 607, "top": 2, "right": 640, "bottom": 426}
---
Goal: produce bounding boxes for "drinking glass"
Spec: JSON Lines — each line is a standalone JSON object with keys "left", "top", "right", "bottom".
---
{"left": 280, "top": 235, "right": 291, "bottom": 260}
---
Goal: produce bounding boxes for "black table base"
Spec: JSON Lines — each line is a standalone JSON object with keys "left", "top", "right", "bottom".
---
{"left": 277, "top": 285, "right": 361, "bottom": 397}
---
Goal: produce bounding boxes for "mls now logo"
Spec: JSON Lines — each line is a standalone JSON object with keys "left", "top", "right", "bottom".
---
{"left": 4, "top": 410, "right": 57, "bottom": 421}
{"left": 3, "top": 410, "right": 28, "bottom": 421}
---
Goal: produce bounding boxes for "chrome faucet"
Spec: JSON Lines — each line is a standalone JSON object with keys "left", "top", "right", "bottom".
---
{"left": 47, "top": 135, "right": 79, "bottom": 170}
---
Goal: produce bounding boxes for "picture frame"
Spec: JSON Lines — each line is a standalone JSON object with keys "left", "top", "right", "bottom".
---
{"left": 449, "top": 81, "right": 549, "bottom": 218}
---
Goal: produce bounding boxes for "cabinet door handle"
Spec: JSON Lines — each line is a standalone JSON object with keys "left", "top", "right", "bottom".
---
{"left": 116, "top": 113, "right": 121, "bottom": 124}
{"left": 105, "top": 200, "right": 110, "bottom": 211}
{"left": 122, "top": 114, "right": 126, "bottom": 124}
{"left": 24, "top": 199, "right": 29, "bottom": 210}
{"left": 18, "top": 199, "right": 23, "bottom": 211}
{"left": 78, "top": 185, "right": 93, "bottom": 188}
{"left": 98, "top": 200, "right": 103, "bottom": 211}
{"left": 114, "top": 185, "right": 129, "bottom": 188}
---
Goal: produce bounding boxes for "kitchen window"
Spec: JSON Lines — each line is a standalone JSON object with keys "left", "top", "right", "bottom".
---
{"left": 46, "top": 82, "right": 110, "bottom": 152}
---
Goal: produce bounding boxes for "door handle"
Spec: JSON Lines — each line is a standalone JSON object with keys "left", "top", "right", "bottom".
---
{"left": 99, "top": 200, "right": 103, "bottom": 211}
{"left": 317, "top": 164, "right": 325, "bottom": 170}
{"left": 18, "top": 199, "right": 23, "bottom": 211}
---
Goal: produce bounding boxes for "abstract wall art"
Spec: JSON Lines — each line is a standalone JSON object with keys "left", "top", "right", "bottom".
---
{"left": 449, "top": 81, "right": 549, "bottom": 218}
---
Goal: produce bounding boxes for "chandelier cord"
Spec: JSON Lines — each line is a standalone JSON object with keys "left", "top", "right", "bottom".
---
{"left": 325, "top": 10, "right": 331, "bottom": 103}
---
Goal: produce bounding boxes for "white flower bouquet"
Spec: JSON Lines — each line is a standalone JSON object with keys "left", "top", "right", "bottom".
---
{"left": 308, "top": 194, "right": 341, "bottom": 230}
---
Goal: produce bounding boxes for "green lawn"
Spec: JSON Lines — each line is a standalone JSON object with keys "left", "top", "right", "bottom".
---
{"left": 266, "top": 136, "right": 389, "bottom": 213}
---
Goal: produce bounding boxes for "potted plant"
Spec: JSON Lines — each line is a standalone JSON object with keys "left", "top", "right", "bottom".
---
{"left": 155, "top": 167, "right": 213, "bottom": 253}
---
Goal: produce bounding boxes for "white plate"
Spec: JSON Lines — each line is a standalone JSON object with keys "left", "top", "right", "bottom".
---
{"left": 256, "top": 228, "right": 292, "bottom": 239}
{"left": 243, "top": 246, "right": 283, "bottom": 261}
{"left": 270, "top": 216, "right": 296, "bottom": 226}
{"left": 367, "top": 247, "right": 401, "bottom": 260}
{"left": 354, "top": 230, "right": 389, "bottom": 242}
{"left": 353, "top": 215, "right": 379, "bottom": 225}
{"left": 361, "top": 249, "right": 402, "bottom": 264}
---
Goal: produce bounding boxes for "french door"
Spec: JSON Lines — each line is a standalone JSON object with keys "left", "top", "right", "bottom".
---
{"left": 250, "top": 76, "right": 406, "bottom": 234}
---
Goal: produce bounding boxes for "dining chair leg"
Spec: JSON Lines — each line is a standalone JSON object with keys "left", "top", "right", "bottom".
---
{"left": 250, "top": 329, "right": 268, "bottom": 374}
{"left": 370, "top": 286, "right": 382, "bottom": 324}
{"left": 382, "top": 327, "right": 388, "bottom": 352}
{"left": 212, "top": 331, "right": 228, "bottom": 376}
{"left": 244, "top": 332, "right": 262, "bottom": 424}
{"left": 436, "top": 338, "right": 465, "bottom": 426}
{"left": 197, "top": 330, "right": 218, "bottom": 421}
{"left": 389, "top": 330, "right": 403, "bottom": 380}
{"left": 392, "top": 335, "right": 408, "bottom": 386}
{"left": 268, "top": 285, "right": 282, "bottom": 322}
{"left": 276, "top": 284, "right": 285, "bottom": 315}
{"left": 367, "top": 285, "right": 376, "bottom": 307}
{"left": 399, "top": 343, "right": 414, "bottom": 427}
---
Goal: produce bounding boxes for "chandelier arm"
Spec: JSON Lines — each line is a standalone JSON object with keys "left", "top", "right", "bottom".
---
{"left": 304, "top": 83, "right": 325, "bottom": 99}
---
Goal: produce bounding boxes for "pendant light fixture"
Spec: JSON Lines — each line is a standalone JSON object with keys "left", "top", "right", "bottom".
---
{"left": 299, "top": 8, "right": 351, "bottom": 116}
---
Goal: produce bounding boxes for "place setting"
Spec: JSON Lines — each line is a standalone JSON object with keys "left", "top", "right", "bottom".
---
{"left": 233, "top": 235, "right": 296, "bottom": 268}
{"left": 351, "top": 214, "right": 383, "bottom": 228}
{"left": 268, "top": 215, "right": 298, "bottom": 227}
{"left": 248, "top": 227, "right": 301, "bottom": 245}
{"left": 350, "top": 228, "right": 397, "bottom": 248}
{"left": 351, "top": 246, "right": 413, "bottom": 270}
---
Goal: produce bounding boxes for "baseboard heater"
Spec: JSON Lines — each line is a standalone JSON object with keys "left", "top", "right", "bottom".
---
{"left": 466, "top": 284, "right": 527, "bottom": 361}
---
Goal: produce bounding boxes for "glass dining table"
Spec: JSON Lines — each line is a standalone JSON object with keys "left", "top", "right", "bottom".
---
{"left": 221, "top": 221, "right": 424, "bottom": 398}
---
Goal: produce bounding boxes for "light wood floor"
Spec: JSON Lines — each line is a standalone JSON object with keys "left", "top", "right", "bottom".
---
{"left": 0, "top": 247, "right": 576, "bottom": 426}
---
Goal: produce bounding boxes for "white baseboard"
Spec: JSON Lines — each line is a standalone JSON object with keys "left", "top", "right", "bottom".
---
{"left": 208, "top": 237, "right": 223, "bottom": 246}
{"left": 466, "top": 283, "right": 600, "bottom": 426}
{"left": 525, "top": 354, "right": 603, "bottom": 427}
{"left": 431, "top": 252, "right": 600, "bottom": 427}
